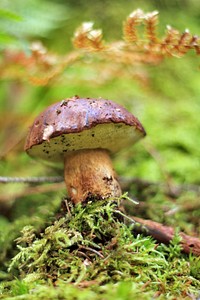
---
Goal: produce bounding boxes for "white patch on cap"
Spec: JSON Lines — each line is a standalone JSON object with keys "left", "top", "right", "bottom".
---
{"left": 43, "top": 125, "right": 54, "bottom": 141}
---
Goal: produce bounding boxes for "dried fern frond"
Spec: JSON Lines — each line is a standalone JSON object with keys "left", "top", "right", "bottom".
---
{"left": 144, "top": 11, "right": 159, "bottom": 45}
{"left": 28, "top": 51, "right": 81, "bottom": 86}
{"left": 0, "top": 9, "right": 199, "bottom": 86}
{"left": 161, "top": 26, "right": 200, "bottom": 57}
{"left": 160, "top": 25, "right": 180, "bottom": 55}
{"left": 123, "top": 10, "right": 200, "bottom": 57}
{"left": 73, "top": 22, "right": 104, "bottom": 51}
{"left": 191, "top": 35, "right": 200, "bottom": 55}
{"left": 123, "top": 9, "right": 145, "bottom": 43}
{"left": 123, "top": 9, "right": 159, "bottom": 46}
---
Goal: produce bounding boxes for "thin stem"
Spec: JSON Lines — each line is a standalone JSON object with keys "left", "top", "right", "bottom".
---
{"left": 0, "top": 176, "right": 63, "bottom": 184}
{"left": 78, "top": 245, "right": 104, "bottom": 258}
{"left": 0, "top": 175, "right": 199, "bottom": 196}
{"left": 114, "top": 209, "right": 136, "bottom": 224}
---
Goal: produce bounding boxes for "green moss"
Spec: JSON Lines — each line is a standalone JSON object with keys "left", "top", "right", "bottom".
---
{"left": 0, "top": 196, "right": 199, "bottom": 300}
{"left": 0, "top": 194, "right": 62, "bottom": 276}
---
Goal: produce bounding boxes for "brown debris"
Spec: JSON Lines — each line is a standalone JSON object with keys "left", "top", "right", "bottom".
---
{"left": 133, "top": 216, "right": 200, "bottom": 256}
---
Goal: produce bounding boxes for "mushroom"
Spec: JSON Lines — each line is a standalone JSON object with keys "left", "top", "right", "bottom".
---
{"left": 25, "top": 96, "right": 146, "bottom": 204}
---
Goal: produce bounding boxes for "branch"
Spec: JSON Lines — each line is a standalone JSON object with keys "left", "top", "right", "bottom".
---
{"left": 132, "top": 216, "right": 200, "bottom": 256}
{"left": 0, "top": 176, "right": 200, "bottom": 196}
{"left": 0, "top": 176, "right": 63, "bottom": 184}
{"left": 1, "top": 9, "right": 199, "bottom": 85}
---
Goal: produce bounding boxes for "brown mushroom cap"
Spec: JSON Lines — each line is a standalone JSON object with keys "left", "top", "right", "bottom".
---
{"left": 25, "top": 96, "right": 146, "bottom": 162}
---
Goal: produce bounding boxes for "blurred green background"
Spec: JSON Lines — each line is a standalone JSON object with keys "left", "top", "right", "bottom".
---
{"left": 0, "top": 0, "right": 200, "bottom": 212}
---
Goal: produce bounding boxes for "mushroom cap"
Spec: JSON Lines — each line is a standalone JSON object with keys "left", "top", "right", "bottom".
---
{"left": 25, "top": 96, "right": 146, "bottom": 162}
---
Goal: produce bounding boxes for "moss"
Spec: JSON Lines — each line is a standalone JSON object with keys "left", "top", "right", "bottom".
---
{"left": 0, "top": 196, "right": 199, "bottom": 299}
{"left": 0, "top": 194, "right": 61, "bottom": 277}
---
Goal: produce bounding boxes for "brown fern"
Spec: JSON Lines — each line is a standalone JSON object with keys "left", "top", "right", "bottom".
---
{"left": 123, "top": 9, "right": 200, "bottom": 57}
{"left": 0, "top": 9, "right": 199, "bottom": 86}
{"left": 161, "top": 27, "right": 200, "bottom": 57}
{"left": 73, "top": 22, "right": 105, "bottom": 51}
{"left": 144, "top": 11, "right": 159, "bottom": 45}
{"left": 123, "top": 9, "right": 144, "bottom": 43}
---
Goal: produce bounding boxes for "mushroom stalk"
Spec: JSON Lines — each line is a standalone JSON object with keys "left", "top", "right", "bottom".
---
{"left": 64, "top": 149, "right": 122, "bottom": 204}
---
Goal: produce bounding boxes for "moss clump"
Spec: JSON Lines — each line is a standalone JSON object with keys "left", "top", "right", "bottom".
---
{"left": 0, "top": 196, "right": 198, "bottom": 299}
{"left": 0, "top": 194, "right": 61, "bottom": 279}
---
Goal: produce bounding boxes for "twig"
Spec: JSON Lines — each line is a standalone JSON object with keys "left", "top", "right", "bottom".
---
{"left": 63, "top": 198, "right": 71, "bottom": 216}
{"left": 0, "top": 175, "right": 200, "bottom": 196}
{"left": 132, "top": 216, "right": 200, "bottom": 256}
{"left": 114, "top": 209, "right": 136, "bottom": 224}
{"left": 78, "top": 245, "right": 104, "bottom": 258}
{"left": 0, "top": 176, "right": 64, "bottom": 184}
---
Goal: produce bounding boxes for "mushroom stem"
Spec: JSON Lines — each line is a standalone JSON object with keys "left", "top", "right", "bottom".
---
{"left": 64, "top": 149, "right": 122, "bottom": 204}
